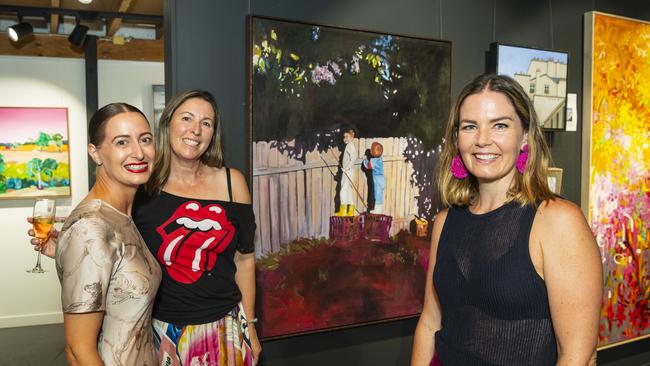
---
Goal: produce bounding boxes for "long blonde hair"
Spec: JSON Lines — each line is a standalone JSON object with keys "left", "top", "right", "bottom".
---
{"left": 145, "top": 89, "right": 223, "bottom": 194}
{"left": 438, "top": 74, "right": 555, "bottom": 207}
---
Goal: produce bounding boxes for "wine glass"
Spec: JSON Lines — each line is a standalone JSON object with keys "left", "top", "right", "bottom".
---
{"left": 28, "top": 199, "right": 56, "bottom": 273}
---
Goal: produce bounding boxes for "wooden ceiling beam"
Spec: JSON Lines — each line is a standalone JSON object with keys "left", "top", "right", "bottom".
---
{"left": 50, "top": 0, "right": 61, "bottom": 34}
{"left": 0, "top": 33, "right": 163, "bottom": 62}
{"left": 107, "top": 0, "right": 133, "bottom": 37}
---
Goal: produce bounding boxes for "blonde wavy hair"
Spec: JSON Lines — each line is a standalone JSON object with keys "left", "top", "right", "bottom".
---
{"left": 145, "top": 89, "right": 223, "bottom": 194}
{"left": 437, "top": 74, "right": 555, "bottom": 207}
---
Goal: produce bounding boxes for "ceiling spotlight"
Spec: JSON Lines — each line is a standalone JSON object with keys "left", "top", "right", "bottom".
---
{"left": 77, "top": 0, "right": 93, "bottom": 4}
{"left": 68, "top": 24, "right": 89, "bottom": 47}
{"left": 8, "top": 22, "right": 33, "bottom": 42}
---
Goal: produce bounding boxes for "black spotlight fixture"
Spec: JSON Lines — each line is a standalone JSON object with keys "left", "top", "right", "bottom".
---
{"left": 8, "top": 22, "right": 33, "bottom": 42}
{"left": 68, "top": 24, "right": 89, "bottom": 47}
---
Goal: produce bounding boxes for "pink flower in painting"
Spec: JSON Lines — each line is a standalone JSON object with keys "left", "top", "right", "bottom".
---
{"left": 350, "top": 54, "right": 361, "bottom": 74}
{"left": 310, "top": 64, "right": 336, "bottom": 85}
{"left": 328, "top": 61, "right": 342, "bottom": 76}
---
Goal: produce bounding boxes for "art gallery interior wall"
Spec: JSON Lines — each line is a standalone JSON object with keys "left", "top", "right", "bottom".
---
{"left": 0, "top": 56, "right": 163, "bottom": 329}
{"left": 165, "top": 0, "right": 650, "bottom": 365}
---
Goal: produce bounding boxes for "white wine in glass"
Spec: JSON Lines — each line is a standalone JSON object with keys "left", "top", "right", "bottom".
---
{"left": 28, "top": 199, "right": 56, "bottom": 273}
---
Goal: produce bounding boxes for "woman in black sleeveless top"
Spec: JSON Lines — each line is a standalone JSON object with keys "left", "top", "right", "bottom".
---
{"left": 411, "top": 74, "right": 602, "bottom": 366}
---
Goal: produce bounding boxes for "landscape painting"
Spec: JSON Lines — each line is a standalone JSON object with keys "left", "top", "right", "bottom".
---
{"left": 250, "top": 16, "right": 451, "bottom": 338}
{"left": 0, "top": 107, "right": 71, "bottom": 199}
{"left": 582, "top": 12, "right": 650, "bottom": 348}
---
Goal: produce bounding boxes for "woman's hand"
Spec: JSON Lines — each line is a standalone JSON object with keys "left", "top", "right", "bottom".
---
{"left": 27, "top": 216, "right": 65, "bottom": 258}
{"left": 249, "top": 325, "right": 262, "bottom": 365}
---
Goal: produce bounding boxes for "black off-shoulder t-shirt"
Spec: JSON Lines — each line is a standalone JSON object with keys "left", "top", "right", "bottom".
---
{"left": 132, "top": 168, "right": 256, "bottom": 325}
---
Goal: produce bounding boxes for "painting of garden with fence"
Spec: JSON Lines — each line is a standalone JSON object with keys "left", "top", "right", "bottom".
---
{"left": 250, "top": 16, "right": 451, "bottom": 338}
{"left": 0, "top": 107, "right": 71, "bottom": 199}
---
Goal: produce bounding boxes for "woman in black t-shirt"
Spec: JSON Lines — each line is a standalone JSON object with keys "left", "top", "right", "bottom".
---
{"left": 136, "top": 89, "right": 260, "bottom": 366}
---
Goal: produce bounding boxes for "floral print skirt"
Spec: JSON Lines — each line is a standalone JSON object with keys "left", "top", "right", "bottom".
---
{"left": 152, "top": 306, "right": 253, "bottom": 366}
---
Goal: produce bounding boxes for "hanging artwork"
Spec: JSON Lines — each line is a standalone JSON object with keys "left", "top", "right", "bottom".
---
{"left": 547, "top": 167, "right": 563, "bottom": 195}
{"left": 249, "top": 16, "right": 451, "bottom": 338}
{"left": 152, "top": 84, "right": 165, "bottom": 130}
{"left": 0, "top": 107, "right": 71, "bottom": 199}
{"left": 582, "top": 12, "right": 650, "bottom": 348}
{"left": 487, "top": 42, "right": 569, "bottom": 130}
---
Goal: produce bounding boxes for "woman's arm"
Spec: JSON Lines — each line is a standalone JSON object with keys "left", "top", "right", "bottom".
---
{"left": 230, "top": 168, "right": 262, "bottom": 364}
{"left": 235, "top": 252, "right": 260, "bottom": 363}
{"left": 411, "top": 209, "right": 447, "bottom": 366}
{"left": 63, "top": 312, "right": 105, "bottom": 366}
{"left": 57, "top": 216, "right": 115, "bottom": 366}
{"left": 535, "top": 199, "right": 602, "bottom": 366}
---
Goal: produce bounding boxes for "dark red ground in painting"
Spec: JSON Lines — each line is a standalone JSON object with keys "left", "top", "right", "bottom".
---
{"left": 256, "top": 231, "right": 431, "bottom": 338}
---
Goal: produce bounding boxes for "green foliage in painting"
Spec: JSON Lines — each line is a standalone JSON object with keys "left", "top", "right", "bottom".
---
{"left": 36, "top": 132, "right": 51, "bottom": 150}
{"left": 51, "top": 133, "right": 64, "bottom": 151}
{"left": 0, "top": 153, "right": 5, "bottom": 193}
{"left": 26, "top": 158, "right": 58, "bottom": 189}
{"left": 251, "top": 19, "right": 450, "bottom": 151}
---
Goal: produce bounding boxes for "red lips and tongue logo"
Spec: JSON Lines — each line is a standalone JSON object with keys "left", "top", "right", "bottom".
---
{"left": 156, "top": 201, "right": 235, "bottom": 284}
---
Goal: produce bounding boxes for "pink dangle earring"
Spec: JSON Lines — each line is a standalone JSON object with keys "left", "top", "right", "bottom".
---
{"left": 451, "top": 154, "right": 468, "bottom": 179}
{"left": 516, "top": 145, "right": 529, "bottom": 174}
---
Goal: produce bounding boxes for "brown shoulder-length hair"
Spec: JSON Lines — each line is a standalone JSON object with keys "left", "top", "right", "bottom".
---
{"left": 437, "top": 73, "right": 555, "bottom": 207}
{"left": 145, "top": 89, "right": 223, "bottom": 194}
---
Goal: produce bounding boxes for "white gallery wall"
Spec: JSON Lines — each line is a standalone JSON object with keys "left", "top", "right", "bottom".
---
{"left": 0, "top": 55, "right": 163, "bottom": 328}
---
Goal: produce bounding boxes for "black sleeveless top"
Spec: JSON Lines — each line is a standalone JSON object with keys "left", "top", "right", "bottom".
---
{"left": 133, "top": 168, "right": 256, "bottom": 325}
{"left": 433, "top": 201, "right": 557, "bottom": 365}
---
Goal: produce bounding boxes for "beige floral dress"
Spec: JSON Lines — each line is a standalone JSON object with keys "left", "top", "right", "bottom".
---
{"left": 56, "top": 199, "right": 161, "bottom": 366}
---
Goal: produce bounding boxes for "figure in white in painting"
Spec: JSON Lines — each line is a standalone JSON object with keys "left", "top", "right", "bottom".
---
{"left": 336, "top": 128, "right": 357, "bottom": 216}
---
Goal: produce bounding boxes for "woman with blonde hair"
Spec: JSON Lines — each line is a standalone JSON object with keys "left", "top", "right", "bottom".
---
{"left": 411, "top": 74, "right": 602, "bottom": 365}
{"left": 133, "top": 89, "right": 260, "bottom": 365}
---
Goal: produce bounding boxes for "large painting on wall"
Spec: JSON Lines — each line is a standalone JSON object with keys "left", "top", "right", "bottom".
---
{"left": 0, "top": 107, "right": 71, "bottom": 199}
{"left": 582, "top": 12, "right": 650, "bottom": 348}
{"left": 250, "top": 16, "right": 451, "bottom": 338}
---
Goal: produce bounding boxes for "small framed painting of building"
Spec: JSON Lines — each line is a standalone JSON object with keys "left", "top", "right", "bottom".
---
{"left": 487, "top": 43, "right": 569, "bottom": 130}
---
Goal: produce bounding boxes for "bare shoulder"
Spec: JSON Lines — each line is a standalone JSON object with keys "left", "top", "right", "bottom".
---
{"left": 430, "top": 208, "right": 449, "bottom": 247}
{"left": 533, "top": 198, "right": 595, "bottom": 252}
{"left": 432, "top": 208, "right": 449, "bottom": 233}
{"left": 227, "top": 167, "right": 248, "bottom": 183}
{"left": 535, "top": 198, "right": 587, "bottom": 228}
{"left": 225, "top": 167, "right": 251, "bottom": 204}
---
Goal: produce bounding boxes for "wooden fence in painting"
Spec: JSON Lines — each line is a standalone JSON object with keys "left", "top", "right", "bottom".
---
{"left": 252, "top": 137, "right": 420, "bottom": 258}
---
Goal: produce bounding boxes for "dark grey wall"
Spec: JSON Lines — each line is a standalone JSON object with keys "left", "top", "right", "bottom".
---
{"left": 165, "top": 0, "right": 650, "bottom": 364}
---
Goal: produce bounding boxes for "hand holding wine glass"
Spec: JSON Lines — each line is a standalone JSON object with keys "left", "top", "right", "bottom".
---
{"left": 28, "top": 199, "right": 55, "bottom": 273}
{"left": 27, "top": 216, "right": 64, "bottom": 258}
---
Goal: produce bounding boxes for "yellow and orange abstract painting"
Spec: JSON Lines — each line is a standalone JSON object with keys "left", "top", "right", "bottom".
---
{"left": 583, "top": 12, "right": 650, "bottom": 348}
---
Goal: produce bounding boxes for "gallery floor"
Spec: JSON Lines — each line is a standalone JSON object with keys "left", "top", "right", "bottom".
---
{"left": 1, "top": 323, "right": 649, "bottom": 366}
